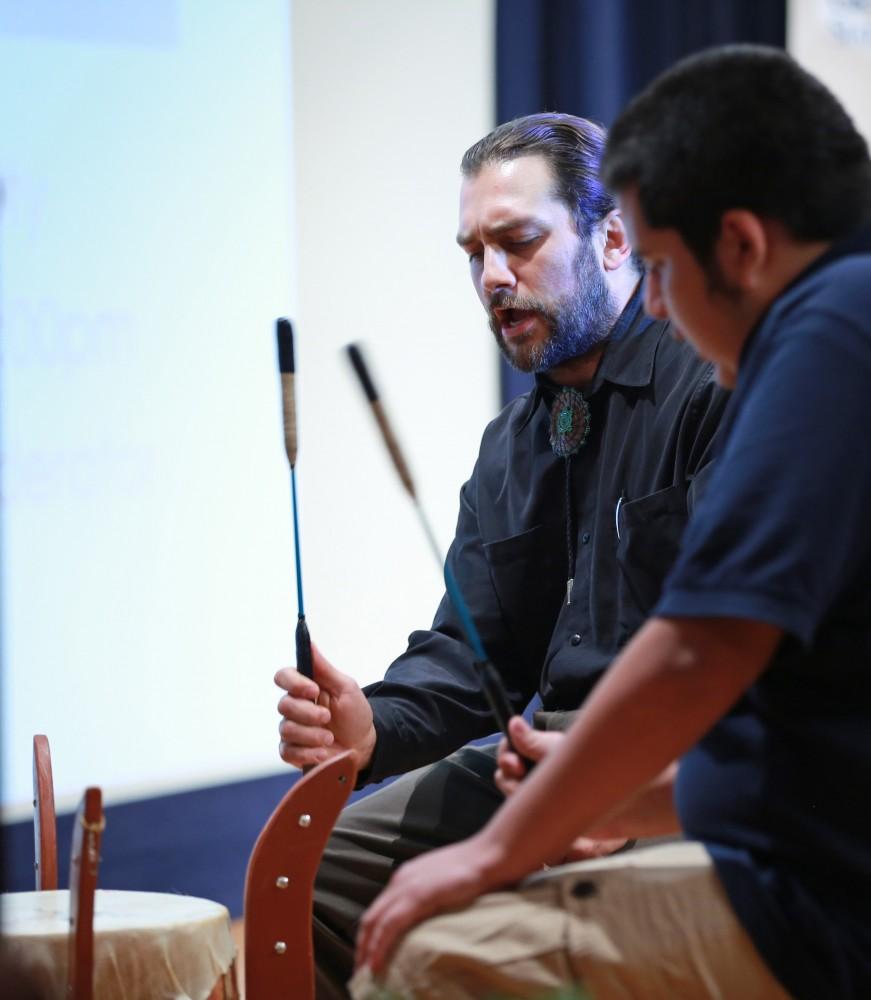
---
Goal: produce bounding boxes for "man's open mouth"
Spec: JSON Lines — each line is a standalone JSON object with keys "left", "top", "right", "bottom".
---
{"left": 494, "top": 307, "right": 537, "bottom": 335}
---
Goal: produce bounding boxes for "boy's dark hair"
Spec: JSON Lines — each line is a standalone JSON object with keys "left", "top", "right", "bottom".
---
{"left": 461, "top": 113, "right": 614, "bottom": 238}
{"left": 601, "top": 45, "right": 871, "bottom": 267}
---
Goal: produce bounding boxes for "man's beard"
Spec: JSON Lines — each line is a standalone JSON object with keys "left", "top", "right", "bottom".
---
{"left": 488, "top": 238, "right": 620, "bottom": 374}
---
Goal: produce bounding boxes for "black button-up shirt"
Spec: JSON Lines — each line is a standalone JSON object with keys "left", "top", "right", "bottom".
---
{"left": 363, "top": 289, "right": 727, "bottom": 783}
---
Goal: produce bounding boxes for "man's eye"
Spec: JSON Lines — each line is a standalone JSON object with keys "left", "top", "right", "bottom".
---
{"left": 468, "top": 250, "right": 483, "bottom": 264}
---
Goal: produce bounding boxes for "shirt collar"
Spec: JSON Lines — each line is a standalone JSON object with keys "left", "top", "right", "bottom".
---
{"left": 590, "top": 282, "right": 661, "bottom": 391}
{"left": 739, "top": 223, "right": 871, "bottom": 370}
{"left": 516, "top": 281, "right": 663, "bottom": 432}
{"left": 789, "top": 223, "right": 871, "bottom": 285}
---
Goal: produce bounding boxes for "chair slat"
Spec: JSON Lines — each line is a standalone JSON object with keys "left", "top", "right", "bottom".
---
{"left": 67, "top": 787, "right": 104, "bottom": 1000}
{"left": 244, "top": 751, "right": 356, "bottom": 1000}
{"left": 32, "top": 734, "right": 58, "bottom": 890}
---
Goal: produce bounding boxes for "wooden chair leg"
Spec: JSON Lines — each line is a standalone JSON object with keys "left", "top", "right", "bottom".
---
{"left": 244, "top": 751, "right": 357, "bottom": 1000}
{"left": 67, "top": 787, "right": 104, "bottom": 1000}
{"left": 32, "top": 734, "right": 58, "bottom": 890}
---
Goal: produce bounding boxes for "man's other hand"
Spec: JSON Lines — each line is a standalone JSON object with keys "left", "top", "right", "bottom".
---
{"left": 494, "top": 716, "right": 563, "bottom": 797}
{"left": 496, "top": 716, "right": 630, "bottom": 860}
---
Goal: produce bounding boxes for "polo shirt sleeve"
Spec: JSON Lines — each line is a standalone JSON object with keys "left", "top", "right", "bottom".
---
{"left": 656, "top": 302, "right": 871, "bottom": 646}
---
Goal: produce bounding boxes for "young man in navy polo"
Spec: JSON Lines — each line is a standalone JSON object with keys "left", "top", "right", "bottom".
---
{"left": 352, "top": 45, "right": 871, "bottom": 1000}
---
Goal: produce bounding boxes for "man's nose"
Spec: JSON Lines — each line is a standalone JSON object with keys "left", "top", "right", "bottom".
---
{"left": 481, "top": 246, "right": 515, "bottom": 297}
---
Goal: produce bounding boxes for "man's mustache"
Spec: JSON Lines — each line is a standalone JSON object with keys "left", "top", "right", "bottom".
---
{"left": 489, "top": 290, "right": 545, "bottom": 312}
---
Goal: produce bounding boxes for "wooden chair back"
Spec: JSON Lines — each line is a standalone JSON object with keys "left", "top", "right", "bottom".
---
{"left": 31, "top": 736, "right": 105, "bottom": 1000}
{"left": 32, "top": 734, "right": 58, "bottom": 890}
{"left": 66, "top": 786, "right": 104, "bottom": 1000}
{"left": 244, "top": 750, "right": 357, "bottom": 1000}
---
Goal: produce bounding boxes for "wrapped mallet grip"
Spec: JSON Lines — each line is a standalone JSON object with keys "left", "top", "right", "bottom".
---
{"left": 276, "top": 318, "right": 298, "bottom": 468}
{"left": 295, "top": 616, "right": 313, "bottom": 681}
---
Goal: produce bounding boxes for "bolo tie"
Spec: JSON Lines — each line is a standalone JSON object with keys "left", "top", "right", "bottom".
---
{"left": 548, "top": 386, "right": 591, "bottom": 606}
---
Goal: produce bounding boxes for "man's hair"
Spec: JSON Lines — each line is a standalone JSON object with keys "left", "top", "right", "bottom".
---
{"left": 461, "top": 113, "right": 615, "bottom": 238}
{"left": 601, "top": 45, "right": 871, "bottom": 267}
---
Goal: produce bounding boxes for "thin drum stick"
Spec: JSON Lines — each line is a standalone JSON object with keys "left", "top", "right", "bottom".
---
{"left": 276, "top": 318, "right": 313, "bottom": 680}
{"left": 345, "top": 343, "right": 521, "bottom": 748}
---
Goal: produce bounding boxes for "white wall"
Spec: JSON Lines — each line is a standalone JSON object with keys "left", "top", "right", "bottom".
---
{"left": 289, "top": 1, "right": 497, "bottom": 681}
{"left": 789, "top": 0, "right": 871, "bottom": 141}
{"left": 1, "top": 0, "right": 496, "bottom": 814}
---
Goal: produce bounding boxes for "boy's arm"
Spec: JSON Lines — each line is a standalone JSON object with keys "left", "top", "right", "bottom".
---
{"left": 356, "top": 614, "right": 782, "bottom": 974}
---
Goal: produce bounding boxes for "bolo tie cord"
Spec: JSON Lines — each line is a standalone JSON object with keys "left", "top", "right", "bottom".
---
{"left": 564, "top": 454, "right": 575, "bottom": 605}
{"left": 548, "top": 386, "right": 592, "bottom": 607}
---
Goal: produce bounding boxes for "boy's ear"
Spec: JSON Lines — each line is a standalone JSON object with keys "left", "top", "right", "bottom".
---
{"left": 715, "top": 210, "right": 769, "bottom": 290}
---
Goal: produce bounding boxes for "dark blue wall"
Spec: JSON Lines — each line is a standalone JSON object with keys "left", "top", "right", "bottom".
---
{"left": 495, "top": 0, "right": 787, "bottom": 404}
{"left": 1, "top": 771, "right": 390, "bottom": 917}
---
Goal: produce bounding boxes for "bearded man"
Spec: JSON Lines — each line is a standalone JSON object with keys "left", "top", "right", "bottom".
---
{"left": 274, "top": 112, "right": 727, "bottom": 999}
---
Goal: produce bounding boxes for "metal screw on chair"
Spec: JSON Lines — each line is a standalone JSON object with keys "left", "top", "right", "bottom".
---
{"left": 338, "top": 774, "right": 347, "bottom": 783}
{"left": 298, "top": 813, "right": 311, "bottom": 828}
{"left": 276, "top": 876, "right": 290, "bottom": 889}
{"left": 274, "top": 941, "right": 287, "bottom": 955}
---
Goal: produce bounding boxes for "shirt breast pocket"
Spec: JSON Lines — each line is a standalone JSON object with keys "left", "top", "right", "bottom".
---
{"left": 484, "top": 523, "right": 564, "bottom": 659}
{"left": 616, "top": 484, "right": 689, "bottom": 615}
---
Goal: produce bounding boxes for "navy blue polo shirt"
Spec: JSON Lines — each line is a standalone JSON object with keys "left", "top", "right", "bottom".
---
{"left": 656, "top": 229, "right": 871, "bottom": 1000}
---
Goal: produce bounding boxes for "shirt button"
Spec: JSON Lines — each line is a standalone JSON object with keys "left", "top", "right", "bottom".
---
{"left": 581, "top": 531, "right": 591, "bottom": 543}
{"left": 570, "top": 634, "right": 582, "bottom": 646}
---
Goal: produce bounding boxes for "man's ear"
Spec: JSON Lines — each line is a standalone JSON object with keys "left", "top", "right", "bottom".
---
{"left": 600, "top": 210, "right": 633, "bottom": 272}
{"left": 715, "top": 210, "right": 769, "bottom": 290}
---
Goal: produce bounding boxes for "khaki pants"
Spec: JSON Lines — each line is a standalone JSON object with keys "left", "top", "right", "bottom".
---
{"left": 314, "top": 744, "right": 506, "bottom": 999}
{"left": 349, "top": 842, "right": 793, "bottom": 1000}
